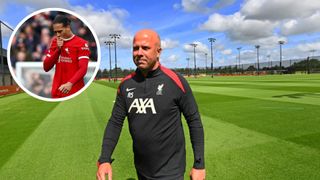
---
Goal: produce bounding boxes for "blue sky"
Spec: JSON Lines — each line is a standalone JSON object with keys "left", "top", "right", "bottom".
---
{"left": 1, "top": 0, "right": 320, "bottom": 70}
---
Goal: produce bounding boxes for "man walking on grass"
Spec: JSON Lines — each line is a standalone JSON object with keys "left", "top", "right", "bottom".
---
{"left": 97, "top": 29, "right": 205, "bottom": 180}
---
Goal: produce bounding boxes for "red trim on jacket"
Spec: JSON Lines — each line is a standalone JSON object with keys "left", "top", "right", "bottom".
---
{"left": 117, "top": 72, "right": 136, "bottom": 94}
{"left": 160, "top": 65, "right": 186, "bottom": 93}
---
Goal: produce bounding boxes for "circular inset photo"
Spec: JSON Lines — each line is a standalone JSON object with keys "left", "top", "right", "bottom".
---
{"left": 7, "top": 8, "right": 100, "bottom": 102}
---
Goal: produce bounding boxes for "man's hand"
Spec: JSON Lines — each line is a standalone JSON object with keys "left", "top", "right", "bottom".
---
{"left": 189, "top": 168, "right": 205, "bottom": 180}
{"left": 96, "top": 163, "right": 112, "bottom": 180}
{"left": 57, "top": 37, "right": 63, "bottom": 49}
{"left": 58, "top": 82, "right": 73, "bottom": 94}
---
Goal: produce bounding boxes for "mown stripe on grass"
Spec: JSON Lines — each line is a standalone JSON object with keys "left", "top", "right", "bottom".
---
{"left": 87, "top": 82, "right": 137, "bottom": 179}
{"left": 285, "top": 132, "right": 320, "bottom": 150}
{"left": 189, "top": 82, "right": 320, "bottom": 93}
{"left": 0, "top": 93, "right": 59, "bottom": 170}
{"left": 94, "top": 80, "right": 119, "bottom": 90}
{"left": 84, "top": 82, "right": 137, "bottom": 179}
{"left": 191, "top": 85, "right": 320, "bottom": 106}
{"left": 184, "top": 114, "right": 320, "bottom": 179}
{"left": 0, "top": 89, "right": 101, "bottom": 179}
{"left": 194, "top": 91, "right": 320, "bottom": 143}
{"left": 189, "top": 80, "right": 320, "bottom": 87}
{"left": 187, "top": 74, "right": 320, "bottom": 83}
{"left": 85, "top": 82, "right": 117, "bottom": 127}
{"left": 0, "top": 83, "right": 136, "bottom": 179}
{"left": 92, "top": 80, "right": 320, "bottom": 151}
{"left": 210, "top": 138, "right": 320, "bottom": 179}
{"left": 93, "top": 80, "right": 320, "bottom": 151}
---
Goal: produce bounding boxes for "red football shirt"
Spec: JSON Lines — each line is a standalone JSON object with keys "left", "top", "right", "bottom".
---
{"left": 44, "top": 35, "right": 90, "bottom": 98}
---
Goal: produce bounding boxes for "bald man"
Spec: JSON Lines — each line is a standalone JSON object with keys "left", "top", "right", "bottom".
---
{"left": 97, "top": 29, "right": 205, "bottom": 180}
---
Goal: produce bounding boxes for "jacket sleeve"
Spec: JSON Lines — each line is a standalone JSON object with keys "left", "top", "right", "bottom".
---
{"left": 68, "top": 40, "right": 90, "bottom": 84}
{"left": 178, "top": 75, "right": 205, "bottom": 169}
{"left": 98, "top": 84, "right": 127, "bottom": 164}
{"left": 68, "top": 59, "right": 88, "bottom": 84}
{"left": 43, "top": 38, "right": 60, "bottom": 72}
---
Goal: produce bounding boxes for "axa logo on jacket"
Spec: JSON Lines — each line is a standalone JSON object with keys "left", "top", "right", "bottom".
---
{"left": 128, "top": 98, "right": 157, "bottom": 114}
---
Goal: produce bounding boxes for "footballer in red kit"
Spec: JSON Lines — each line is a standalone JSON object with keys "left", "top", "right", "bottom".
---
{"left": 43, "top": 15, "right": 90, "bottom": 98}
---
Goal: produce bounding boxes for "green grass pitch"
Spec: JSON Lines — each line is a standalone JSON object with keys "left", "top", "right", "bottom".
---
{"left": 0, "top": 74, "right": 320, "bottom": 179}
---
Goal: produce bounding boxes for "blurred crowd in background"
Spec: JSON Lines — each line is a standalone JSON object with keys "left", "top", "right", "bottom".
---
{"left": 10, "top": 11, "right": 97, "bottom": 68}
{"left": 23, "top": 70, "right": 52, "bottom": 98}
{"left": 9, "top": 11, "right": 98, "bottom": 98}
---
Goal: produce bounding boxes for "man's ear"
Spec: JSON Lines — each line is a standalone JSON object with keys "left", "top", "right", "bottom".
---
{"left": 66, "top": 25, "right": 71, "bottom": 31}
{"left": 157, "top": 48, "right": 162, "bottom": 58}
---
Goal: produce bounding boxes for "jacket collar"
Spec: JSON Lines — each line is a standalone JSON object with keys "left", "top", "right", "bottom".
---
{"left": 135, "top": 64, "right": 162, "bottom": 78}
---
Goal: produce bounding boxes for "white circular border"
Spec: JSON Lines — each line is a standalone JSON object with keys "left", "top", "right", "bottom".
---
{"left": 7, "top": 8, "right": 101, "bottom": 102}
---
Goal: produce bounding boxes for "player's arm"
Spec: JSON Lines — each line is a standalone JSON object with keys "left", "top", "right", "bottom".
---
{"left": 68, "top": 40, "right": 90, "bottom": 85}
{"left": 59, "top": 41, "right": 90, "bottom": 93}
{"left": 59, "top": 59, "right": 89, "bottom": 94}
{"left": 43, "top": 38, "right": 62, "bottom": 72}
{"left": 68, "top": 58, "right": 89, "bottom": 85}
{"left": 177, "top": 74, "right": 205, "bottom": 179}
{"left": 97, "top": 84, "right": 127, "bottom": 179}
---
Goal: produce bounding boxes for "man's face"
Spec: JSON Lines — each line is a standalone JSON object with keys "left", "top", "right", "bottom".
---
{"left": 53, "top": 23, "right": 69, "bottom": 39}
{"left": 133, "top": 32, "right": 161, "bottom": 71}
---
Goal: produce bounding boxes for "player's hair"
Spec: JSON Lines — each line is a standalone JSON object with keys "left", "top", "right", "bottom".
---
{"left": 53, "top": 15, "right": 71, "bottom": 27}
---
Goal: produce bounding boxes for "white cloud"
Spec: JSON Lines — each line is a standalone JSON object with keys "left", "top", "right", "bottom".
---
{"left": 262, "top": 43, "right": 317, "bottom": 63}
{"left": 241, "top": 0, "right": 320, "bottom": 20}
{"left": 221, "top": 49, "right": 232, "bottom": 55}
{"left": 1, "top": 1, "right": 132, "bottom": 49}
{"left": 180, "top": 0, "right": 235, "bottom": 13}
{"left": 200, "top": 12, "right": 277, "bottom": 42}
{"left": 200, "top": 13, "right": 233, "bottom": 32}
{"left": 173, "top": 3, "right": 181, "bottom": 10}
{"left": 281, "top": 11, "right": 320, "bottom": 35}
{"left": 183, "top": 41, "right": 209, "bottom": 53}
{"left": 297, "top": 42, "right": 320, "bottom": 52}
{"left": 108, "top": 8, "right": 129, "bottom": 19}
{"left": 0, "top": 0, "right": 70, "bottom": 16}
{"left": 161, "top": 38, "right": 179, "bottom": 49}
{"left": 73, "top": 5, "right": 128, "bottom": 36}
{"left": 160, "top": 54, "right": 181, "bottom": 68}
{"left": 213, "top": 0, "right": 235, "bottom": 10}
{"left": 245, "top": 36, "right": 288, "bottom": 49}
{"left": 72, "top": 5, "right": 132, "bottom": 49}
{"left": 214, "top": 43, "right": 225, "bottom": 51}
{"left": 167, "top": 54, "right": 180, "bottom": 62}
{"left": 14, "top": 0, "right": 70, "bottom": 11}
{"left": 228, "top": 40, "right": 319, "bottom": 66}
{"left": 181, "top": 0, "right": 210, "bottom": 13}
{"left": 239, "top": 49, "right": 256, "bottom": 63}
{"left": 109, "top": 35, "right": 133, "bottom": 49}
{"left": 282, "top": 20, "right": 297, "bottom": 31}
{"left": 199, "top": 0, "right": 320, "bottom": 46}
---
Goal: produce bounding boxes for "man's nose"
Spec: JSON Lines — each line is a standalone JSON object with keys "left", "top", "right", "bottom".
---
{"left": 137, "top": 47, "right": 143, "bottom": 56}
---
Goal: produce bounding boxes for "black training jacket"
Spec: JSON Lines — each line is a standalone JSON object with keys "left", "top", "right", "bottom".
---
{"left": 98, "top": 65, "right": 204, "bottom": 179}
